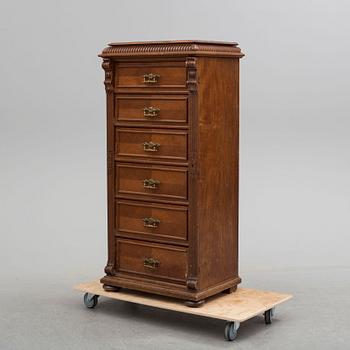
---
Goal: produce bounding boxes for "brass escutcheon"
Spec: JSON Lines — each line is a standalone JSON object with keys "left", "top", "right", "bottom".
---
{"left": 143, "top": 106, "right": 160, "bottom": 118}
{"left": 143, "top": 178, "right": 160, "bottom": 189}
{"left": 143, "top": 257, "right": 160, "bottom": 269}
{"left": 143, "top": 73, "right": 160, "bottom": 84}
{"left": 143, "top": 141, "right": 160, "bottom": 152}
{"left": 142, "top": 217, "right": 160, "bottom": 228}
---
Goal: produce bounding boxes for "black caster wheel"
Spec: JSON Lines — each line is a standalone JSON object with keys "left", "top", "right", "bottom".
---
{"left": 264, "top": 308, "right": 274, "bottom": 324}
{"left": 83, "top": 293, "right": 99, "bottom": 309}
{"left": 224, "top": 321, "right": 240, "bottom": 341}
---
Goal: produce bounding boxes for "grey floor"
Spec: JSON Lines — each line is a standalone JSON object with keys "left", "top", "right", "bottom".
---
{"left": 1, "top": 267, "right": 349, "bottom": 350}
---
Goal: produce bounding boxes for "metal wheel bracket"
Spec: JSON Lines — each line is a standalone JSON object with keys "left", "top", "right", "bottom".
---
{"left": 270, "top": 307, "right": 275, "bottom": 317}
{"left": 264, "top": 308, "right": 274, "bottom": 324}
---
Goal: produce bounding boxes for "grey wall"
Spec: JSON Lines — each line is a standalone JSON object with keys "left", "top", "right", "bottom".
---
{"left": 1, "top": 0, "right": 349, "bottom": 281}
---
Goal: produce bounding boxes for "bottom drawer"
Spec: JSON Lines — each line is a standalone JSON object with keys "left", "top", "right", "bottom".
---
{"left": 117, "top": 239, "right": 188, "bottom": 283}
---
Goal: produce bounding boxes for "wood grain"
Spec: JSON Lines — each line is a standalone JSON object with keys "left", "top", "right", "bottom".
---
{"left": 116, "top": 200, "right": 188, "bottom": 243}
{"left": 115, "top": 128, "right": 188, "bottom": 162}
{"left": 116, "top": 163, "right": 188, "bottom": 201}
{"left": 116, "top": 239, "right": 188, "bottom": 284}
{"left": 117, "top": 62, "right": 186, "bottom": 88}
{"left": 116, "top": 96, "right": 188, "bottom": 125}
{"left": 196, "top": 57, "right": 240, "bottom": 289}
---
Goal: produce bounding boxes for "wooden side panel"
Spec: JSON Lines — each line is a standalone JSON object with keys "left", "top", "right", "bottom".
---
{"left": 196, "top": 57, "right": 240, "bottom": 289}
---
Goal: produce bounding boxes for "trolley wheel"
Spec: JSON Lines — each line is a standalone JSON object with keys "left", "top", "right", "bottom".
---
{"left": 83, "top": 293, "right": 99, "bottom": 309}
{"left": 264, "top": 308, "right": 274, "bottom": 324}
{"left": 224, "top": 321, "right": 240, "bottom": 341}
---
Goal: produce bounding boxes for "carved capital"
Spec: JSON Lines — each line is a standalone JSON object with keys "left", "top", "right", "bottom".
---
{"left": 104, "top": 263, "right": 115, "bottom": 276}
{"left": 102, "top": 58, "right": 113, "bottom": 94}
{"left": 186, "top": 277, "right": 198, "bottom": 291}
{"left": 186, "top": 57, "right": 197, "bottom": 93}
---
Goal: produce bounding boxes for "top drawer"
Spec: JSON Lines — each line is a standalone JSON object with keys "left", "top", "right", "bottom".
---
{"left": 116, "top": 62, "right": 187, "bottom": 88}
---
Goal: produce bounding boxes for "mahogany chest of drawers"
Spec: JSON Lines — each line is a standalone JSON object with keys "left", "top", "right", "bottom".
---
{"left": 99, "top": 40, "right": 244, "bottom": 306}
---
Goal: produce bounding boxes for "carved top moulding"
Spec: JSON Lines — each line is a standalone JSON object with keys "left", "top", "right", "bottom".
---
{"left": 99, "top": 40, "right": 244, "bottom": 58}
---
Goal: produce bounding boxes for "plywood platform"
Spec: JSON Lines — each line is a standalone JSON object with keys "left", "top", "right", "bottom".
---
{"left": 75, "top": 280, "right": 292, "bottom": 323}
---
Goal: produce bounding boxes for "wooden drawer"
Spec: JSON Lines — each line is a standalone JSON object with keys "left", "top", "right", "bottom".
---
{"left": 116, "top": 96, "right": 188, "bottom": 125}
{"left": 117, "top": 239, "right": 188, "bottom": 283}
{"left": 116, "top": 164, "right": 188, "bottom": 201}
{"left": 117, "top": 200, "right": 188, "bottom": 242}
{"left": 116, "top": 62, "right": 186, "bottom": 88}
{"left": 116, "top": 128, "right": 188, "bottom": 162}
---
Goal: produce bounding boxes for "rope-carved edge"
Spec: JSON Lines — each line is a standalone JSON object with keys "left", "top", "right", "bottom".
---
{"left": 100, "top": 43, "right": 243, "bottom": 58}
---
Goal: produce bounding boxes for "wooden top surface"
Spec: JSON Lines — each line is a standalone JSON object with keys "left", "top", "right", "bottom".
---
{"left": 99, "top": 40, "right": 244, "bottom": 58}
{"left": 75, "top": 281, "right": 292, "bottom": 322}
{"left": 108, "top": 40, "right": 238, "bottom": 46}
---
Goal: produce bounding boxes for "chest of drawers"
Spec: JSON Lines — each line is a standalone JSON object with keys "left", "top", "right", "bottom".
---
{"left": 99, "top": 40, "right": 244, "bottom": 306}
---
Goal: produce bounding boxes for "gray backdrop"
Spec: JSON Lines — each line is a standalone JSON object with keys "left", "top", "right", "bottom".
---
{"left": 1, "top": 1, "right": 349, "bottom": 349}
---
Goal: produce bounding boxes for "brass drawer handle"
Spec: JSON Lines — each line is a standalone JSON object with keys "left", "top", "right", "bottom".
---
{"left": 143, "top": 178, "right": 160, "bottom": 189}
{"left": 144, "top": 257, "right": 160, "bottom": 269}
{"left": 143, "top": 106, "right": 160, "bottom": 118}
{"left": 143, "top": 141, "right": 160, "bottom": 152}
{"left": 143, "top": 217, "right": 160, "bottom": 228}
{"left": 143, "top": 73, "right": 160, "bottom": 84}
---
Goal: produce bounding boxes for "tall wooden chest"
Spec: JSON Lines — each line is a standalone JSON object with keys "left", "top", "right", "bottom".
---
{"left": 99, "top": 40, "right": 244, "bottom": 306}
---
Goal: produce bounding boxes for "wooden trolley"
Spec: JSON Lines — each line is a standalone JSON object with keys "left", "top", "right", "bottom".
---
{"left": 75, "top": 280, "right": 292, "bottom": 341}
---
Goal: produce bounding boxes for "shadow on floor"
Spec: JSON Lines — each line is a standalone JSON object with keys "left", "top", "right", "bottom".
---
{"left": 82, "top": 296, "right": 275, "bottom": 342}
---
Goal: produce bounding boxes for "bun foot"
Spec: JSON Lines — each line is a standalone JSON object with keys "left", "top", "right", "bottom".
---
{"left": 223, "top": 286, "right": 237, "bottom": 294}
{"left": 103, "top": 284, "right": 121, "bottom": 292}
{"left": 184, "top": 299, "right": 205, "bottom": 308}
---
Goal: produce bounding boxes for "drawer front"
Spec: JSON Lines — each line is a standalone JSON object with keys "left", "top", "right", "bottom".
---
{"left": 116, "top": 96, "right": 188, "bottom": 124}
{"left": 117, "top": 201, "right": 188, "bottom": 241}
{"left": 116, "top": 164, "right": 188, "bottom": 201}
{"left": 116, "top": 128, "right": 188, "bottom": 162}
{"left": 117, "top": 239, "right": 188, "bottom": 283}
{"left": 117, "top": 62, "right": 186, "bottom": 88}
